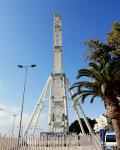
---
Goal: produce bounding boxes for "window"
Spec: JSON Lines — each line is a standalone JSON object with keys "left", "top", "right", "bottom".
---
{"left": 55, "top": 32, "right": 61, "bottom": 46}
{"left": 106, "top": 135, "right": 116, "bottom": 142}
{"left": 55, "top": 18, "right": 60, "bottom": 26}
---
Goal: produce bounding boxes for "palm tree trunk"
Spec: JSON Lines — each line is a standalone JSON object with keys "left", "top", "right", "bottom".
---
{"left": 105, "top": 96, "right": 120, "bottom": 150}
{"left": 112, "top": 118, "right": 120, "bottom": 150}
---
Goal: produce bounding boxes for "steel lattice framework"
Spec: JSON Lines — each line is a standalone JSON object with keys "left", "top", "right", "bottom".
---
{"left": 24, "top": 13, "right": 93, "bottom": 135}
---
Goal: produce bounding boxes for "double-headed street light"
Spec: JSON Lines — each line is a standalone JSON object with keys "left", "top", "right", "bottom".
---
{"left": 17, "top": 64, "right": 36, "bottom": 149}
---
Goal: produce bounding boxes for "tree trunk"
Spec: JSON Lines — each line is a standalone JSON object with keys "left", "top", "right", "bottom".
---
{"left": 112, "top": 118, "right": 120, "bottom": 150}
{"left": 105, "top": 96, "right": 120, "bottom": 150}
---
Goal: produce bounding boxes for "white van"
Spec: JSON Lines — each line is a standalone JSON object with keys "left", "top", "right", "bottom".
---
{"left": 105, "top": 132, "right": 117, "bottom": 150}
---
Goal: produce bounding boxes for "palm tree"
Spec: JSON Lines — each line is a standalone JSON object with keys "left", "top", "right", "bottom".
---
{"left": 71, "top": 61, "right": 120, "bottom": 149}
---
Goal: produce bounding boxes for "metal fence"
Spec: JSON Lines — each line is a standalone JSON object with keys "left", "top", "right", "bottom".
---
{"left": 0, "top": 133, "right": 102, "bottom": 150}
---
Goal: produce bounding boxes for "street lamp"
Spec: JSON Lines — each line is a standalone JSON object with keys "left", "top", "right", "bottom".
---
{"left": 12, "top": 114, "right": 16, "bottom": 136}
{"left": 17, "top": 64, "right": 36, "bottom": 149}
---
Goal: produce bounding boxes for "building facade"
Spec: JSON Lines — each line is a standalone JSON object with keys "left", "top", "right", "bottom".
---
{"left": 94, "top": 114, "right": 108, "bottom": 132}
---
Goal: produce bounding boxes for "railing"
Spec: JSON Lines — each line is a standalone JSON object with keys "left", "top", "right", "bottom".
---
{"left": 0, "top": 133, "right": 102, "bottom": 150}
{"left": 91, "top": 134, "right": 103, "bottom": 150}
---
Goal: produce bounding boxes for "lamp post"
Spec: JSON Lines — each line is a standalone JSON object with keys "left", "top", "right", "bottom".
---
{"left": 17, "top": 64, "right": 36, "bottom": 149}
{"left": 12, "top": 114, "right": 16, "bottom": 136}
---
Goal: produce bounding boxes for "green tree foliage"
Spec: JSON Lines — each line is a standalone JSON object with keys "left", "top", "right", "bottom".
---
{"left": 85, "top": 22, "right": 120, "bottom": 63}
{"left": 71, "top": 22, "right": 120, "bottom": 149}
{"left": 69, "top": 118, "right": 96, "bottom": 134}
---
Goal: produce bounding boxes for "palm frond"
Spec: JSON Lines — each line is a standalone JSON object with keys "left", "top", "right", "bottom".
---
{"left": 80, "top": 91, "right": 97, "bottom": 103}
{"left": 81, "top": 94, "right": 89, "bottom": 103}
{"left": 111, "top": 61, "right": 120, "bottom": 73}
{"left": 72, "top": 92, "right": 89, "bottom": 106}
{"left": 77, "top": 82, "right": 98, "bottom": 93}
{"left": 77, "top": 69, "right": 103, "bottom": 83}
{"left": 71, "top": 93, "right": 78, "bottom": 99}
{"left": 88, "top": 65, "right": 106, "bottom": 82}
{"left": 77, "top": 89, "right": 93, "bottom": 95}
{"left": 73, "top": 91, "right": 97, "bottom": 104}
{"left": 89, "top": 62, "right": 102, "bottom": 71}
{"left": 90, "top": 95, "right": 97, "bottom": 103}
{"left": 101, "top": 63, "right": 111, "bottom": 81}
{"left": 72, "top": 81, "right": 97, "bottom": 90}
{"left": 72, "top": 81, "right": 86, "bottom": 88}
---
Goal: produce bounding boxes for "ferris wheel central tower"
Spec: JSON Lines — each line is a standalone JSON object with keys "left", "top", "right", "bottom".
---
{"left": 24, "top": 13, "right": 93, "bottom": 135}
{"left": 48, "top": 14, "right": 68, "bottom": 132}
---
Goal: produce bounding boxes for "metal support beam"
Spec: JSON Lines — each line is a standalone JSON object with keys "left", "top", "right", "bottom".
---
{"left": 65, "top": 76, "right": 93, "bottom": 134}
{"left": 32, "top": 77, "right": 51, "bottom": 135}
{"left": 24, "top": 76, "right": 51, "bottom": 135}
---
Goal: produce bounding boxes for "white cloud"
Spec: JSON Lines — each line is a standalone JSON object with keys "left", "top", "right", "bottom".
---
{"left": 0, "top": 102, "right": 48, "bottom": 135}
{"left": 10, "top": 106, "right": 20, "bottom": 113}
{"left": 0, "top": 101, "right": 7, "bottom": 109}
{"left": 0, "top": 110, "right": 29, "bottom": 135}
{"left": 0, "top": 102, "right": 29, "bottom": 135}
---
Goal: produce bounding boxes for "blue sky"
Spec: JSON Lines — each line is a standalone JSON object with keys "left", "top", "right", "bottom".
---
{"left": 0, "top": 0, "right": 120, "bottom": 133}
